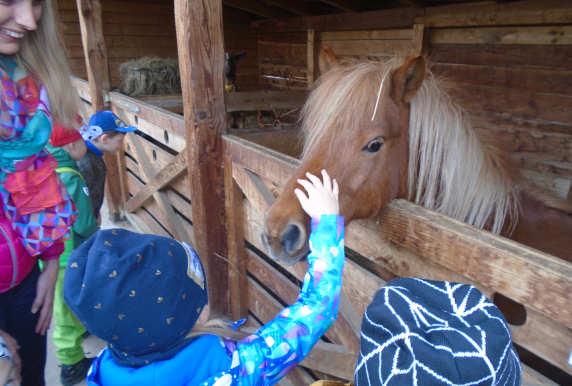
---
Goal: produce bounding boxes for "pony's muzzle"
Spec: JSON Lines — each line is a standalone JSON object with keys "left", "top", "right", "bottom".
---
{"left": 261, "top": 221, "right": 307, "bottom": 265}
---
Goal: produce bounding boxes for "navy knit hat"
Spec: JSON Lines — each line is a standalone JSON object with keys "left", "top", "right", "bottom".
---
{"left": 355, "top": 278, "right": 521, "bottom": 385}
{"left": 64, "top": 229, "right": 207, "bottom": 367}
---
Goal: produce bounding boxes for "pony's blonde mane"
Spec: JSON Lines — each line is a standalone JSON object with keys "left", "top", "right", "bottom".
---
{"left": 302, "top": 58, "right": 520, "bottom": 234}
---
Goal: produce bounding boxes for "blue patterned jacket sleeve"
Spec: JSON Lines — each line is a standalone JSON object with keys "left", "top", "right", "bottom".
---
{"left": 219, "top": 214, "right": 345, "bottom": 385}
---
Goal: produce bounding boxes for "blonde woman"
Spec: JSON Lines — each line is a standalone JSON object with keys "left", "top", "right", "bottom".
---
{"left": 0, "top": 1, "right": 81, "bottom": 385}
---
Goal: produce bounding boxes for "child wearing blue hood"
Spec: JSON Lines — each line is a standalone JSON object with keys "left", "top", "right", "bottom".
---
{"left": 64, "top": 170, "right": 345, "bottom": 385}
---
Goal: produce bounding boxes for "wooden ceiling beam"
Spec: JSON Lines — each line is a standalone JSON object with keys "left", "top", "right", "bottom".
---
{"left": 252, "top": 7, "right": 422, "bottom": 32}
{"left": 223, "top": 0, "right": 288, "bottom": 19}
{"left": 319, "top": 0, "right": 357, "bottom": 12}
{"left": 262, "top": 0, "right": 313, "bottom": 16}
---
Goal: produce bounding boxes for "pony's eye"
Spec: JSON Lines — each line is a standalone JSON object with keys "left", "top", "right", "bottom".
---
{"left": 362, "top": 137, "right": 384, "bottom": 153}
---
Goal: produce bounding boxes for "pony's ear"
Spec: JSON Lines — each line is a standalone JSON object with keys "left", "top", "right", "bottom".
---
{"left": 390, "top": 56, "right": 426, "bottom": 103}
{"left": 319, "top": 46, "right": 339, "bottom": 74}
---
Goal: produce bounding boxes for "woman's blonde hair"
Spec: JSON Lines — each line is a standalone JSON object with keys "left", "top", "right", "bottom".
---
{"left": 18, "top": 0, "right": 79, "bottom": 127}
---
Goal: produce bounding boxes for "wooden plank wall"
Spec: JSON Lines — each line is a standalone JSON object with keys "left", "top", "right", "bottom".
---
{"left": 56, "top": 0, "right": 259, "bottom": 90}
{"left": 259, "top": 32, "right": 308, "bottom": 90}
{"left": 428, "top": 26, "right": 572, "bottom": 200}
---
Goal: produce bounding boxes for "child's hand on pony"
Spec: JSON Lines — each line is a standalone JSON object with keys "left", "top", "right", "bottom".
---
{"left": 295, "top": 169, "right": 339, "bottom": 220}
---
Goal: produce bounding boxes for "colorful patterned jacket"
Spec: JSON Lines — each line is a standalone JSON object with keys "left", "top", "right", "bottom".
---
{"left": 86, "top": 214, "right": 345, "bottom": 385}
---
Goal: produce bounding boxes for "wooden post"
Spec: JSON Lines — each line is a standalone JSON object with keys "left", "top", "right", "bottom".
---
{"left": 306, "top": 29, "right": 318, "bottom": 88}
{"left": 76, "top": 0, "right": 124, "bottom": 221}
{"left": 224, "top": 157, "right": 249, "bottom": 319}
{"left": 174, "top": 0, "right": 229, "bottom": 315}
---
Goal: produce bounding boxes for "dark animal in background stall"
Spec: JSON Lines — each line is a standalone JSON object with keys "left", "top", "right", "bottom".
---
{"left": 224, "top": 51, "right": 246, "bottom": 93}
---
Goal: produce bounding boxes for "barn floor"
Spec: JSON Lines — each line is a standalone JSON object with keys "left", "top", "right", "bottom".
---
{"left": 45, "top": 203, "right": 134, "bottom": 385}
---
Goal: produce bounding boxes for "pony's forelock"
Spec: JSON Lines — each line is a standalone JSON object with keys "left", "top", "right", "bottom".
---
{"left": 301, "top": 59, "right": 399, "bottom": 159}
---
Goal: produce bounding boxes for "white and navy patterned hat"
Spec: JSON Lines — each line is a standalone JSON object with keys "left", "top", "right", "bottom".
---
{"left": 355, "top": 278, "right": 521, "bottom": 386}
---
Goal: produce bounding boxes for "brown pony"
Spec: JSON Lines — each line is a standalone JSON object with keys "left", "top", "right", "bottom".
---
{"left": 263, "top": 53, "right": 572, "bottom": 265}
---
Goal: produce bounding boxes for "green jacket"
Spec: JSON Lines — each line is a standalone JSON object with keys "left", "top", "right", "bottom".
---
{"left": 47, "top": 145, "right": 98, "bottom": 265}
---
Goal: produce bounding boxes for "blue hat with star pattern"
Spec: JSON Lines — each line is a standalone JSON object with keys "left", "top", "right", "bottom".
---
{"left": 64, "top": 228, "right": 208, "bottom": 367}
{"left": 355, "top": 278, "right": 521, "bottom": 386}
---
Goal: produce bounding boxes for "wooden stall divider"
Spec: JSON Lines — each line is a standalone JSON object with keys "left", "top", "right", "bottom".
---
{"left": 175, "top": 0, "right": 229, "bottom": 315}
{"left": 76, "top": 0, "right": 125, "bottom": 220}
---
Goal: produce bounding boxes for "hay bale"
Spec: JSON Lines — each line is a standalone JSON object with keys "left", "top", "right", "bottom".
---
{"left": 119, "top": 57, "right": 181, "bottom": 97}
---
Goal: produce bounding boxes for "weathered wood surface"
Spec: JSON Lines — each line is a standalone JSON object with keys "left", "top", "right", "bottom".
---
{"left": 75, "top": 0, "right": 126, "bottom": 220}
{"left": 125, "top": 151, "right": 187, "bottom": 213}
{"left": 124, "top": 152, "right": 192, "bottom": 222}
{"left": 419, "top": 0, "right": 572, "bottom": 28}
{"left": 320, "top": 29, "right": 412, "bottom": 41}
{"left": 226, "top": 90, "right": 307, "bottom": 112}
{"left": 128, "top": 135, "right": 190, "bottom": 243}
{"left": 430, "top": 25, "right": 572, "bottom": 45}
{"left": 245, "top": 246, "right": 360, "bottom": 353}
{"left": 252, "top": 6, "right": 422, "bottom": 32}
{"left": 125, "top": 170, "right": 194, "bottom": 241}
{"left": 319, "top": 39, "right": 413, "bottom": 58}
{"left": 109, "top": 92, "right": 186, "bottom": 140}
{"left": 70, "top": 76, "right": 90, "bottom": 102}
{"left": 75, "top": 0, "right": 109, "bottom": 109}
{"left": 306, "top": 29, "right": 317, "bottom": 87}
{"left": 175, "top": 0, "right": 229, "bottom": 315}
{"left": 224, "top": 155, "right": 249, "bottom": 320}
{"left": 252, "top": 0, "right": 572, "bottom": 32}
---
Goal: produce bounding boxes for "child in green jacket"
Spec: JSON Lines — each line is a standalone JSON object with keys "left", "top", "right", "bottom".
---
{"left": 47, "top": 123, "right": 98, "bottom": 386}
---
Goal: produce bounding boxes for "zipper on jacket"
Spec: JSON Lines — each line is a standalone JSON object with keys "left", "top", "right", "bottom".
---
{"left": 0, "top": 222, "right": 18, "bottom": 289}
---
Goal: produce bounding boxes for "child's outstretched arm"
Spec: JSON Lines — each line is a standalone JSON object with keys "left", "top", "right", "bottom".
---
{"left": 226, "top": 170, "right": 344, "bottom": 385}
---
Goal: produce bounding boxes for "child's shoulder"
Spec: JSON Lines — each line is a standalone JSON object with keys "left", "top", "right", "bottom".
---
{"left": 91, "top": 334, "right": 233, "bottom": 386}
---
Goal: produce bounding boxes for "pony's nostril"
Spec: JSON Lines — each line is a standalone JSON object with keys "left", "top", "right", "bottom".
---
{"left": 281, "top": 223, "right": 302, "bottom": 255}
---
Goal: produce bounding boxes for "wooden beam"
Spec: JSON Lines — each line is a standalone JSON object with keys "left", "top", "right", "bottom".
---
{"left": 125, "top": 151, "right": 187, "bottom": 213}
{"left": 419, "top": 0, "right": 572, "bottom": 28}
{"left": 378, "top": 200, "right": 572, "bottom": 328}
{"left": 226, "top": 90, "right": 307, "bottom": 112}
{"left": 263, "top": 0, "right": 313, "bottom": 16}
{"left": 223, "top": 0, "right": 286, "bottom": 19}
{"left": 71, "top": 76, "right": 90, "bottom": 103}
{"left": 75, "top": 0, "right": 109, "bottom": 110}
{"left": 225, "top": 156, "right": 249, "bottom": 320}
{"left": 430, "top": 25, "right": 572, "bottom": 45}
{"left": 252, "top": 7, "right": 422, "bottom": 32}
{"left": 109, "top": 92, "right": 185, "bottom": 139}
{"left": 128, "top": 135, "right": 191, "bottom": 244}
{"left": 76, "top": 0, "right": 124, "bottom": 220}
{"left": 319, "top": 0, "right": 356, "bottom": 12}
{"left": 175, "top": 0, "right": 229, "bottom": 316}
{"left": 135, "top": 90, "right": 308, "bottom": 115}
{"left": 307, "top": 29, "right": 318, "bottom": 86}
